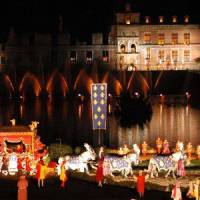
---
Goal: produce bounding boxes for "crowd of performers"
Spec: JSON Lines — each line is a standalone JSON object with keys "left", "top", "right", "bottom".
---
{"left": 118, "top": 138, "right": 200, "bottom": 160}
{"left": 0, "top": 138, "right": 200, "bottom": 199}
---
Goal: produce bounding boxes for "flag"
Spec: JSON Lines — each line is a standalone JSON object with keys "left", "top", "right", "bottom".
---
{"left": 91, "top": 83, "right": 107, "bottom": 130}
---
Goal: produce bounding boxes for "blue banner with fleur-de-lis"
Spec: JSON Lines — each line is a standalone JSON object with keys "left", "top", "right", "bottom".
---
{"left": 91, "top": 83, "right": 107, "bottom": 130}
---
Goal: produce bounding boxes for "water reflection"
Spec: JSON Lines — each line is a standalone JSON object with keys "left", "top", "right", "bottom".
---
{"left": 0, "top": 98, "right": 200, "bottom": 148}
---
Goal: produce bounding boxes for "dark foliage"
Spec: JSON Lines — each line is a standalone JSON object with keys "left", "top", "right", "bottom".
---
{"left": 114, "top": 92, "right": 153, "bottom": 128}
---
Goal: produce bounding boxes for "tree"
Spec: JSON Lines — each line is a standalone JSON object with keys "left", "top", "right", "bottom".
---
{"left": 114, "top": 92, "right": 152, "bottom": 128}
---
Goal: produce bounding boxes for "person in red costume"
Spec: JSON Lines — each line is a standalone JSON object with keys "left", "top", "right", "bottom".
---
{"left": 96, "top": 159, "right": 104, "bottom": 187}
{"left": 96, "top": 147, "right": 104, "bottom": 187}
{"left": 171, "top": 182, "right": 182, "bottom": 200}
{"left": 36, "top": 158, "right": 44, "bottom": 188}
{"left": 134, "top": 170, "right": 149, "bottom": 199}
{"left": 25, "top": 157, "right": 31, "bottom": 174}
{"left": 17, "top": 144, "right": 23, "bottom": 154}
{"left": 17, "top": 157, "right": 23, "bottom": 172}
{"left": 17, "top": 175, "right": 28, "bottom": 200}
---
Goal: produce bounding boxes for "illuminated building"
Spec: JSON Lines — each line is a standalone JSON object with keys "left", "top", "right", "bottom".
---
{"left": 0, "top": 3, "right": 200, "bottom": 72}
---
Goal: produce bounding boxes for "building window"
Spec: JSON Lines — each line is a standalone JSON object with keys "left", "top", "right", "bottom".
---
{"left": 120, "top": 44, "right": 126, "bottom": 53}
{"left": 144, "top": 32, "right": 151, "bottom": 44}
{"left": 70, "top": 51, "right": 77, "bottom": 63}
{"left": 172, "top": 16, "right": 177, "bottom": 23}
{"left": 145, "top": 16, "right": 150, "bottom": 24}
{"left": 158, "top": 33, "right": 165, "bottom": 45}
{"left": 184, "top": 50, "right": 190, "bottom": 62}
{"left": 131, "top": 44, "right": 136, "bottom": 53}
{"left": 158, "top": 50, "right": 165, "bottom": 62}
{"left": 125, "top": 16, "right": 131, "bottom": 25}
{"left": 172, "top": 33, "right": 178, "bottom": 45}
{"left": 146, "top": 48, "right": 151, "bottom": 59}
{"left": 172, "top": 50, "right": 178, "bottom": 62}
{"left": 184, "top": 15, "right": 189, "bottom": 23}
{"left": 86, "top": 51, "right": 92, "bottom": 63}
{"left": 119, "top": 56, "right": 125, "bottom": 68}
{"left": 184, "top": 33, "right": 190, "bottom": 45}
{"left": 102, "top": 51, "right": 109, "bottom": 62}
{"left": 159, "top": 16, "right": 164, "bottom": 23}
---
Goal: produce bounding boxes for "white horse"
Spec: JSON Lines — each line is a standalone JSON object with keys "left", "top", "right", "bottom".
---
{"left": 147, "top": 151, "right": 187, "bottom": 178}
{"left": 57, "top": 143, "right": 96, "bottom": 174}
{"left": 104, "top": 144, "right": 140, "bottom": 177}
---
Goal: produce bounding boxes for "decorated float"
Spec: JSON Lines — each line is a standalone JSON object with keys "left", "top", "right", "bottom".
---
{"left": 0, "top": 120, "right": 47, "bottom": 175}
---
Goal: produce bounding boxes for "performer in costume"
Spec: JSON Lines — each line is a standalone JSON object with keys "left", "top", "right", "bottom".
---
{"left": 96, "top": 147, "right": 104, "bottom": 187}
{"left": 96, "top": 158, "right": 104, "bottom": 187}
{"left": 17, "top": 157, "right": 23, "bottom": 172}
{"left": 134, "top": 170, "right": 149, "bottom": 199}
{"left": 193, "top": 179, "right": 199, "bottom": 200}
{"left": 186, "top": 142, "right": 193, "bottom": 158}
{"left": 197, "top": 145, "right": 200, "bottom": 160}
{"left": 17, "top": 175, "right": 28, "bottom": 200}
{"left": 25, "top": 157, "right": 31, "bottom": 174}
{"left": 36, "top": 158, "right": 45, "bottom": 188}
{"left": 156, "top": 137, "right": 163, "bottom": 154}
{"left": 175, "top": 141, "right": 181, "bottom": 152}
{"left": 60, "top": 161, "right": 68, "bottom": 188}
{"left": 98, "top": 147, "right": 104, "bottom": 159}
{"left": 187, "top": 180, "right": 195, "bottom": 199}
{"left": 177, "top": 159, "right": 186, "bottom": 177}
{"left": 171, "top": 182, "right": 182, "bottom": 200}
{"left": 142, "top": 141, "right": 148, "bottom": 157}
{"left": 17, "top": 144, "right": 23, "bottom": 154}
{"left": 162, "top": 140, "right": 170, "bottom": 155}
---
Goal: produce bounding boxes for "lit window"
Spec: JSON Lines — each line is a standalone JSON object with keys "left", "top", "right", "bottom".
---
{"left": 172, "top": 50, "right": 178, "bottom": 62}
{"left": 120, "top": 56, "right": 124, "bottom": 67}
{"left": 131, "top": 44, "right": 136, "bottom": 53}
{"left": 120, "top": 44, "right": 126, "bottom": 53}
{"left": 144, "top": 32, "right": 151, "bottom": 44}
{"left": 102, "top": 51, "right": 109, "bottom": 62}
{"left": 158, "top": 33, "right": 165, "bottom": 45}
{"left": 125, "top": 18, "right": 131, "bottom": 25}
{"left": 184, "top": 50, "right": 190, "bottom": 62}
{"left": 184, "top": 33, "right": 190, "bottom": 45}
{"left": 86, "top": 51, "right": 92, "bottom": 63}
{"left": 159, "top": 16, "right": 164, "bottom": 23}
{"left": 158, "top": 50, "right": 165, "bottom": 62}
{"left": 172, "top": 33, "right": 178, "bottom": 45}
{"left": 184, "top": 15, "right": 189, "bottom": 23}
{"left": 146, "top": 48, "right": 151, "bottom": 59}
{"left": 145, "top": 16, "right": 150, "bottom": 24}
{"left": 70, "top": 51, "right": 77, "bottom": 63}
{"left": 172, "top": 16, "right": 177, "bottom": 23}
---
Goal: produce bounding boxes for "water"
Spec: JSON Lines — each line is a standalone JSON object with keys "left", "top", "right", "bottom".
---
{"left": 0, "top": 97, "right": 200, "bottom": 149}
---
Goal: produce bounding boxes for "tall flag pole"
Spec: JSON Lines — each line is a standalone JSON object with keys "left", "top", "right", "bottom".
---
{"left": 91, "top": 83, "right": 107, "bottom": 145}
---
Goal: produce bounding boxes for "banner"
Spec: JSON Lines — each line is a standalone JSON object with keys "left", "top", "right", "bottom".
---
{"left": 91, "top": 83, "right": 107, "bottom": 130}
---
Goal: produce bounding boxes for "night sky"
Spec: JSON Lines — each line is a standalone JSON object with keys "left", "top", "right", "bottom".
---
{"left": 0, "top": 0, "right": 199, "bottom": 41}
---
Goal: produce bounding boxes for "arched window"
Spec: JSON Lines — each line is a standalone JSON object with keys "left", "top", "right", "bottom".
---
{"left": 120, "top": 44, "right": 125, "bottom": 53}
{"left": 131, "top": 44, "right": 136, "bottom": 53}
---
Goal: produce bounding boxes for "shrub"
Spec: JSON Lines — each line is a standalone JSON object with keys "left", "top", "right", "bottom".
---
{"left": 74, "top": 146, "right": 82, "bottom": 155}
{"left": 48, "top": 143, "right": 73, "bottom": 160}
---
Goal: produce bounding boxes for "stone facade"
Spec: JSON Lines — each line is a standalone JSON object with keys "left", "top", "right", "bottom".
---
{"left": 0, "top": 4, "right": 200, "bottom": 71}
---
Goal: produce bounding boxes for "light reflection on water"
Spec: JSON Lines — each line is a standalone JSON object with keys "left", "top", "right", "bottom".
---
{"left": 0, "top": 98, "right": 200, "bottom": 148}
